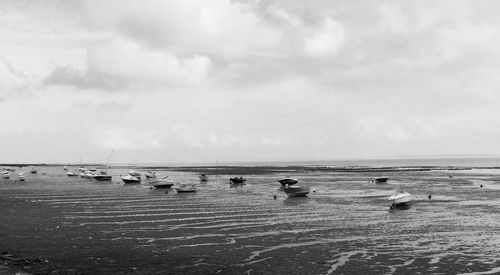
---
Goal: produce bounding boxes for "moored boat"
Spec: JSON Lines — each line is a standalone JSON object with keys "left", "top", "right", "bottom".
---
{"left": 173, "top": 184, "right": 197, "bottom": 193}
{"left": 121, "top": 175, "right": 141, "bottom": 184}
{"left": 67, "top": 171, "right": 78, "bottom": 177}
{"left": 128, "top": 170, "right": 141, "bottom": 178}
{"left": 30, "top": 168, "right": 38, "bottom": 174}
{"left": 199, "top": 174, "right": 209, "bottom": 182}
{"left": 229, "top": 177, "right": 246, "bottom": 184}
{"left": 388, "top": 191, "right": 411, "bottom": 205}
{"left": 150, "top": 180, "right": 174, "bottom": 189}
{"left": 278, "top": 178, "right": 298, "bottom": 186}
{"left": 17, "top": 172, "right": 26, "bottom": 181}
{"left": 144, "top": 171, "right": 157, "bottom": 179}
{"left": 284, "top": 186, "right": 310, "bottom": 197}
{"left": 2, "top": 171, "right": 10, "bottom": 179}
{"left": 374, "top": 177, "right": 389, "bottom": 183}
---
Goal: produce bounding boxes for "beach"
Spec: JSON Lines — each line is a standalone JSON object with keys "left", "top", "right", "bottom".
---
{"left": 1, "top": 164, "right": 500, "bottom": 274}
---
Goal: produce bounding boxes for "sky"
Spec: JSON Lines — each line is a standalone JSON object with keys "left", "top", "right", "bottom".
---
{"left": 1, "top": 0, "right": 500, "bottom": 164}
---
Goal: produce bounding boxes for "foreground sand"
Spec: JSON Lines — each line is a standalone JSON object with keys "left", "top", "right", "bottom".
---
{"left": 1, "top": 165, "right": 500, "bottom": 274}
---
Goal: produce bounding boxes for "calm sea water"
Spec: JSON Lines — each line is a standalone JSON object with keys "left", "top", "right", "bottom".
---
{"left": 1, "top": 163, "right": 500, "bottom": 274}
{"left": 129, "top": 157, "right": 500, "bottom": 168}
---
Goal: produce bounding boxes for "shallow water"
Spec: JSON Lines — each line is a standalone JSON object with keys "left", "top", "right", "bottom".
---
{"left": 1, "top": 166, "right": 500, "bottom": 274}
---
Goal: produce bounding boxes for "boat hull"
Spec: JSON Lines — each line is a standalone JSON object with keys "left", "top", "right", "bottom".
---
{"left": 121, "top": 176, "right": 141, "bottom": 184}
{"left": 152, "top": 183, "right": 174, "bottom": 189}
{"left": 284, "top": 186, "right": 310, "bottom": 197}
{"left": 374, "top": 177, "right": 389, "bottom": 183}
{"left": 93, "top": 175, "right": 112, "bottom": 181}
{"left": 229, "top": 177, "right": 246, "bottom": 184}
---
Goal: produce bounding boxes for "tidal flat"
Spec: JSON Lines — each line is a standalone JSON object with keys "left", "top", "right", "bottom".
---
{"left": 1, "top": 165, "right": 500, "bottom": 274}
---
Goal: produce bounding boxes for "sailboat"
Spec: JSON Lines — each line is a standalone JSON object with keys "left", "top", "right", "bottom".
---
{"left": 93, "top": 150, "right": 113, "bottom": 181}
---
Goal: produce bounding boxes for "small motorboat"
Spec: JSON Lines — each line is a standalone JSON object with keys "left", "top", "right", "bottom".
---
{"left": 144, "top": 171, "right": 157, "bottom": 179}
{"left": 284, "top": 186, "right": 310, "bottom": 197}
{"left": 199, "top": 174, "right": 209, "bottom": 182}
{"left": 81, "top": 171, "right": 94, "bottom": 179}
{"left": 30, "top": 168, "right": 38, "bottom": 174}
{"left": 128, "top": 170, "right": 141, "bottom": 177}
{"left": 374, "top": 177, "right": 389, "bottom": 183}
{"left": 278, "top": 178, "right": 298, "bottom": 186}
{"left": 150, "top": 180, "right": 174, "bottom": 189}
{"left": 121, "top": 175, "right": 141, "bottom": 184}
{"left": 229, "top": 177, "right": 246, "bottom": 184}
{"left": 17, "top": 172, "right": 26, "bottom": 181}
{"left": 388, "top": 191, "right": 411, "bottom": 205}
{"left": 88, "top": 168, "right": 97, "bottom": 172}
{"left": 173, "top": 184, "right": 197, "bottom": 193}
{"left": 2, "top": 171, "right": 10, "bottom": 179}
{"left": 63, "top": 166, "right": 68, "bottom": 171}
{"left": 78, "top": 167, "right": 87, "bottom": 172}
{"left": 67, "top": 171, "right": 78, "bottom": 177}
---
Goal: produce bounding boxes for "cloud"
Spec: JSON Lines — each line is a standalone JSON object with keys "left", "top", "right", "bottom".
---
{"left": 43, "top": 37, "right": 212, "bottom": 90}
{"left": 0, "top": 57, "right": 31, "bottom": 99}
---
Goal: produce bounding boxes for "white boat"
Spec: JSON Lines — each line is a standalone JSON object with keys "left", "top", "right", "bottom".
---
{"left": 199, "top": 174, "right": 209, "bottom": 182}
{"left": 388, "top": 191, "right": 411, "bottom": 205}
{"left": 78, "top": 167, "right": 87, "bottom": 172}
{"left": 82, "top": 171, "right": 95, "bottom": 179}
{"left": 67, "top": 171, "right": 78, "bottom": 177}
{"left": 284, "top": 186, "right": 310, "bottom": 197}
{"left": 173, "top": 184, "right": 197, "bottom": 193}
{"left": 2, "top": 171, "right": 10, "bottom": 179}
{"left": 149, "top": 180, "right": 174, "bottom": 189}
{"left": 63, "top": 166, "right": 68, "bottom": 171}
{"left": 128, "top": 170, "right": 141, "bottom": 178}
{"left": 30, "top": 168, "right": 38, "bottom": 174}
{"left": 18, "top": 172, "right": 26, "bottom": 181}
{"left": 278, "top": 178, "right": 298, "bottom": 186}
{"left": 144, "top": 171, "right": 157, "bottom": 179}
{"left": 121, "top": 175, "right": 141, "bottom": 184}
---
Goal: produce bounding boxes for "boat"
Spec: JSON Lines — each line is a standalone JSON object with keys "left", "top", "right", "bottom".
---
{"left": 121, "top": 175, "right": 141, "bottom": 184}
{"left": 128, "top": 170, "right": 141, "bottom": 178}
{"left": 149, "top": 180, "right": 174, "bottom": 189}
{"left": 17, "top": 172, "right": 26, "bottom": 181}
{"left": 78, "top": 167, "right": 87, "bottom": 172}
{"left": 2, "top": 171, "right": 10, "bottom": 179}
{"left": 229, "top": 177, "right": 246, "bottom": 184}
{"left": 284, "top": 186, "right": 310, "bottom": 197}
{"left": 173, "top": 184, "right": 197, "bottom": 193}
{"left": 374, "top": 177, "right": 389, "bottom": 183}
{"left": 199, "top": 174, "right": 209, "bottom": 182}
{"left": 278, "top": 178, "right": 298, "bottom": 186}
{"left": 30, "top": 168, "right": 38, "bottom": 174}
{"left": 63, "top": 166, "right": 68, "bottom": 171}
{"left": 388, "top": 191, "right": 411, "bottom": 205}
{"left": 3, "top": 167, "right": 15, "bottom": 172}
{"left": 82, "top": 171, "right": 95, "bottom": 179}
{"left": 144, "top": 171, "right": 157, "bottom": 179}
{"left": 67, "top": 171, "right": 78, "bottom": 177}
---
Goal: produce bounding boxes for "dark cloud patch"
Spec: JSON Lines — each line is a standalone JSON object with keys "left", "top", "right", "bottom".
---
{"left": 42, "top": 66, "right": 129, "bottom": 91}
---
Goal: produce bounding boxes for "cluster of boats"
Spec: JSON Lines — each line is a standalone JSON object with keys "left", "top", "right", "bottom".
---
{"left": 1, "top": 167, "right": 31, "bottom": 181}
{"left": 1, "top": 165, "right": 411, "bottom": 206}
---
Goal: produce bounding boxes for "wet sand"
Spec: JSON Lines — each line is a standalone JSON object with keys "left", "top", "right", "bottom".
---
{"left": 1, "top": 166, "right": 500, "bottom": 274}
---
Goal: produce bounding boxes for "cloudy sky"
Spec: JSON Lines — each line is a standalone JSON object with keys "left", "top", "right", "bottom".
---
{"left": 1, "top": 0, "right": 500, "bottom": 164}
